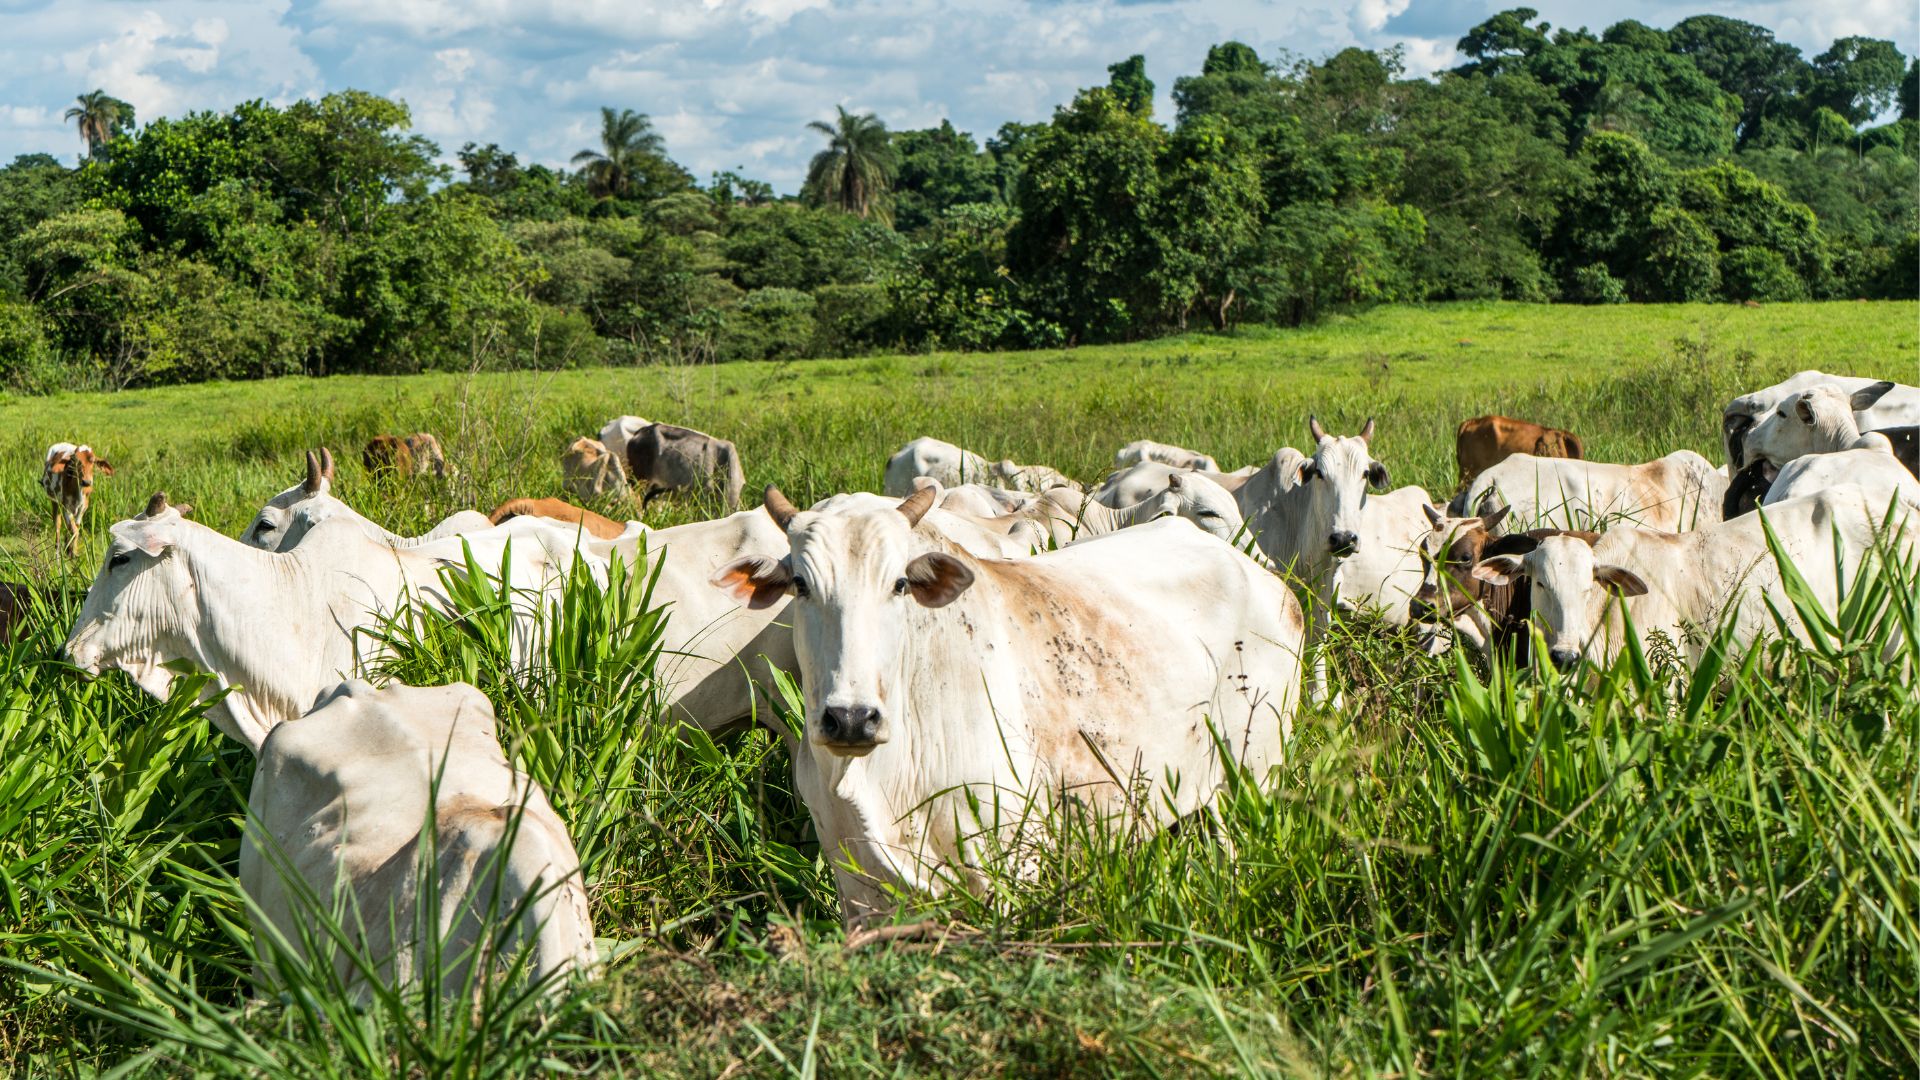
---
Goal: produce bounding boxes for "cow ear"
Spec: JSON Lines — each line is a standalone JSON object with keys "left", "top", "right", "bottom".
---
{"left": 1484, "top": 534, "right": 1540, "bottom": 558}
{"left": 1795, "top": 397, "right": 1815, "bottom": 425}
{"left": 1367, "top": 461, "right": 1390, "bottom": 490}
{"left": 904, "top": 552, "right": 974, "bottom": 608}
{"left": 1472, "top": 555, "right": 1524, "bottom": 587}
{"left": 1296, "top": 459, "right": 1318, "bottom": 484}
{"left": 1595, "top": 565, "right": 1648, "bottom": 597}
{"left": 131, "top": 520, "right": 178, "bottom": 557}
{"left": 709, "top": 556, "right": 792, "bottom": 609}
{"left": 95, "top": 458, "right": 114, "bottom": 475}
{"left": 1851, "top": 380, "right": 1895, "bottom": 410}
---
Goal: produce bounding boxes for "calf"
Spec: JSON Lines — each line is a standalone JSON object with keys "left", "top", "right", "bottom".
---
{"left": 1407, "top": 506, "right": 1591, "bottom": 662}
{"left": 562, "top": 436, "right": 628, "bottom": 503}
{"left": 711, "top": 487, "right": 1302, "bottom": 924}
{"left": 627, "top": 423, "right": 745, "bottom": 513}
{"left": 489, "top": 497, "right": 630, "bottom": 541}
{"left": 42, "top": 443, "right": 113, "bottom": 556}
{"left": 242, "top": 680, "right": 593, "bottom": 996}
{"left": 1455, "top": 415, "right": 1583, "bottom": 487}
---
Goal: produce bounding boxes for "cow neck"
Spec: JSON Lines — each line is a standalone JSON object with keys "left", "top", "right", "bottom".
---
{"left": 1072, "top": 493, "right": 1169, "bottom": 535}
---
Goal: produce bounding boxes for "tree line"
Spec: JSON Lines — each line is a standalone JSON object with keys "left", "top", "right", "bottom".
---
{"left": 0, "top": 9, "right": 1913, "bottom": 392}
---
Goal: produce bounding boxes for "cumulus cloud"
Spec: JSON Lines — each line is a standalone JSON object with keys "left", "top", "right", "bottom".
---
{"left": 0, "top": 0, "right": 1911, "bottom": 181}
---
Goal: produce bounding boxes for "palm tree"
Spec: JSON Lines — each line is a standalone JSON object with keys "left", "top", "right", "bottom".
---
{"left": 806, "top": 106, "right": 896, "bottom": 222}
{"left": 65, "top": 90, "right": 127, "bottom": 158}
{"left": 572, "top": 107, "right": 667, "bottom": 199}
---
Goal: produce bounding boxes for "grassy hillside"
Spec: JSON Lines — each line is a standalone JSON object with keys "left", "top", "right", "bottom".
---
{"left": 1, "top": 300, "right": 1916, "bottom": 1075}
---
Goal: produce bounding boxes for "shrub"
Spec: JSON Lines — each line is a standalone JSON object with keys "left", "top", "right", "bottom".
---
{"left": 0, "top": 299, "right": 59, "bottom": 393}
{"left": 1567, "top": 262, "right": 1628, "bottom": 303}
{"left": 810, "top": 283, "right": 894, "bottom": 357}
{"left": 716, "top": 287, "right": 818, "bottom": 362}
{"left": 1719, "top": 246, "right": 1808, "bottom": 302}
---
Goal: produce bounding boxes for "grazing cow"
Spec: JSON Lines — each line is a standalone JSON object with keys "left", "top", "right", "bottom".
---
{"left": 242, "top": 680, "right": 593, "bottom": 996}
{"left": 710, "top": 487, "right": 1303, "bottom": 923}
{"left": 1453, "top": 450, "right": 1727, "bottom": 532}
{"left": 987, "top": 458, "right": 1082, "bottom": 494}
{"left": 627, "top": 423, "right": 745, "bottom": 513}
{"left": 1455, "top": 415, "right": 1584, "bottom": 487}
{"left": 883, "top": 437, "right": 992, "bottom": 496}
{"left": 67, "top": 493, "right": 602, "bottom": 752}
{"left": 1743, "top": 382, "right": 1916, "bottom": 474}
{"left": 562, "top": 436, "right": 629, "bottom": 503}
{"left": 1026, "top": 472, "right": 1247, "bottom": 547}
{"left": 1114, "top": 440, "right": 1219, "bottom": 473}
{"left": 598, "top": 415, "right": 652, "bottom": 475}
{"left": 1722, "top": 371, "right": 1920, "bottom": 469}
{"left": 1471, "top": 487, "right": 1917, "bottom": 671}
{"left": 1725, "top": 448, "right": 1920, "bottom": 520}
{"left": 489, "top": 497, "right": 631, "bottom": 541}
{"left": 1094, "top": 461, "right": 1255, "bottom": 508}
{"left": 365, "top": 433, "right": 453, "bottom": 480}
{"left": 42, "top": 443, "right": 113, "bottom": 555}
{"left": 1406, "top": 506, "right": 1589, "bottom": 661}
{"left": 1324, "top": 485, "right": 1442, "bottom": 625}
{"left": 243, "top": 450, "right": 491, "bottom": 552}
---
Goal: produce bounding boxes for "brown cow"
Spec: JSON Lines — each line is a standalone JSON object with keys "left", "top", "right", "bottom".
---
{"left": 627, "top": 423, "right": 745, "bottom": 513}
{"left": 1409, "top": 505, "right": 1597, "bottom": 664}
{"left": 488, "top": 498, "right": 629, "bottom": 541}
{"left": 42, "top": 442, "right": 113, "bottom": 556}
{"left": 364, "top": 433, "right": 454, "bottom": 480}
{"left": 1455, "top": 415, "right": 1584, "bottom": 487}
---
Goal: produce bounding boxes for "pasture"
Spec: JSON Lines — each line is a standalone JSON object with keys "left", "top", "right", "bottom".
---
{"left": 1, "top": 299, "right": 1916, "bottom": 1075}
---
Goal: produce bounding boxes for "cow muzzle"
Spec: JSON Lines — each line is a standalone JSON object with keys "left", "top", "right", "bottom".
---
{"left": 1547, "top": 646, "right": 1581, "bottom": 671}
{"left": 1328, "top": 531, "right": 1359, "bottom": 558}
{"left": 817, "top": 704, "right": 886, "bottom": 752}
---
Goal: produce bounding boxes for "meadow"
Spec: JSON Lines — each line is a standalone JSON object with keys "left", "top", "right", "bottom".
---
{"left": 0, "top": 300, "right": 1916, "bottom": 1075}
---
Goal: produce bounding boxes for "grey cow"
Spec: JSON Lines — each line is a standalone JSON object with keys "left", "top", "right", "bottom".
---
{"left": 627, "top": 423, "right": 746, "bottom": 513}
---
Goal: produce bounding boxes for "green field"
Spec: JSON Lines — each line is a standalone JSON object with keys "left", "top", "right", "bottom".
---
{"left": 2, "top": 301, "right": 1917, "bottom": 1075}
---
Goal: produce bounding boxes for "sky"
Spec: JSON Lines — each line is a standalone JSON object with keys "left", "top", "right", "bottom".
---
{"left": 0, "top": 0, "right": 1912, "bottom": 192}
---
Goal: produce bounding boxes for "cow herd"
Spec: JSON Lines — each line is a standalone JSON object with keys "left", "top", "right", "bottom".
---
{"left": 28, "top": 366, "right": 1920, "bottom": 996}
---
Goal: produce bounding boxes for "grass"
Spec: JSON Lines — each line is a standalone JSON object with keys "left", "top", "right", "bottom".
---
{"left": 0, "top": 300, "right": 1916, "bottom": 1075}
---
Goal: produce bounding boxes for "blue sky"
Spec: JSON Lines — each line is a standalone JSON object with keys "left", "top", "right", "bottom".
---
{"left": 1, "top": 0, "right": 1911, "bottom": 192}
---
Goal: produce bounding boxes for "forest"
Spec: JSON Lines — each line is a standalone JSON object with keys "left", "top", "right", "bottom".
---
{"left": 0, "top": 8, "right": 1913, "bottom": 393}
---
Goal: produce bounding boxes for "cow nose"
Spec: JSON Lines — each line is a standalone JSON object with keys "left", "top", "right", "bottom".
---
{"left": 819, "top": 704, "right": 883, "bottom": 746}
{"left": 1328, "top": 531, "right": 1358, "bottom": 557}
{"left": 1548, "top": 647, "right": 1581, "bottom": 671}
{"left": 1407, "top": 595, "right": 1435, "bottom": 622}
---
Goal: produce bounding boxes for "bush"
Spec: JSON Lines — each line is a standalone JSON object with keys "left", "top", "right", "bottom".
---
{"left": 716, "top": 287, "right": 817, "bottom": 362}
{"left": 1567, "top": 262, "right": 1628, "bottom": 304}
{"left": 810, "top": 283, "right": 894, "bottom": 357}
{"left": 1720, "top": 246, "right": 1808, "bottom": 302}
{"left": 0, "top": 299, "right": 59, "bottom": 393}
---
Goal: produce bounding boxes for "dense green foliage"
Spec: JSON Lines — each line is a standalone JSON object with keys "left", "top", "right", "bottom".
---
{"left": 0, "top": 10, "right": 1913, "bottom": 393}
{"left": 0, "top": 302, "right": 1914, "bottom": 1073}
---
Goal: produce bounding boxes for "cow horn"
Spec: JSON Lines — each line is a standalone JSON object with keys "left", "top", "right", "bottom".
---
{"left": 320, "top": 447, "right": 336, "bottom": 482}
{"left": 1308, "top": 415, "right": 1328, "bottom": 443}
{"left": 763, "top": 485, "right": 799, "bottom": 530}
{"left": 144, "top": 492, "right": 169, "bottom": 517}
{"left": 1360, "top": 417, "right": 1376, "bottom": 443}
{"left": 897, "top": 485, "right": 936, "bottom": 527}
{"left": 304, "top": 451, "right": 324, "bottom": 494}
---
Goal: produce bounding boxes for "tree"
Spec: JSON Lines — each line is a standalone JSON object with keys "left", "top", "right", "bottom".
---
{"left": 1903, "top": 59, "right": 1919, "bottom": 122}
{"left": 1107, "top": 55, "right": 1155, "bottom": 116}
{"left": 1456, "top": 9, "right": 1551, "bottom": 77}
{"left": 64, "top": 90, "right": 133, "bottom": 158}
{"left": 805, "top": 106, "right": 898, "bottom": 222}
{"left": 1807, "top": 37, "right": 1908, "bottom": 126}
{"left": 572, "top": 107, "right": 686, "bottom": 201}
{"left": 889, "top": 121, "right": 1000, "bottom": 232}
{"left": 1667, "top": 15, "right": 1808, "bottom": 148}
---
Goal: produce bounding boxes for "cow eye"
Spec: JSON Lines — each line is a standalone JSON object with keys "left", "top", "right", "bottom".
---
{"left": 792, "top": 576, "right": 811, "bottom": 599}
{"left": 109, "top": 553, "right": 130, "bottom": 569}
{"left": 893, "top": 576, "right": 910, "bottom": 597}
{"left": 252, "top": 520, "right": 272, "bottom": 537}
{"left": 1196, "top": 510, "right": 1221, "bottom": 519}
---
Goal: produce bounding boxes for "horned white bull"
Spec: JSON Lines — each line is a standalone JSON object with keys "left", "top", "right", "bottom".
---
{"left": 242, "top": 680, "right": 593, "bottom": 996}
{"left": 1453, "top": 450, "right": 1727, "bottom": 532}
{"left": 711, "top": 487, "right": 1303, "bottom": 923}
{"left": 1114, "top": 440, "right": 1219, "bottom": 472}
{"left": 66, "top": 493, "right": 599, "bottom": 752}
{"left": 1471, "top": 487, "right": 1917, "bottom": 671}
{"left": 1723, "top": 371, "right": 1920, "bottom": 470}
{"left": 244, "top": 450, "right": 491, "bottom": 552}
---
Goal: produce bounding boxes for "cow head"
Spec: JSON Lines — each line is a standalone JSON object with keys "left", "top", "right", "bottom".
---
{"left": 1746, "top": 383, "right": 1889, "bottom": 468}
{"left": 244, "top": 449, "right": 337, "bottom": 551}
{"left": 711, "top": 485, "right": 974, "bottom": 755}
{"left": 1472, "top": 533, "right": 1646, "bottom": 670}
{"left": 45, "top": 444, "right": 113, "bottom": 496}
{"left": 1296, "top": 416, "right": 1390, "bottom": 559}
{"left": 65, "top": 492, "right": 200, "bottom": 701}
{"left": 1163, "top": 471, "right": 1244, "bottom": 543}
{"left": 1408, "top": 504, "right": 1513, "bottom": 627}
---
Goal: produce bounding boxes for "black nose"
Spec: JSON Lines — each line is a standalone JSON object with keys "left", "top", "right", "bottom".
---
{"left": 819, "top": 704, "right": 883, "bottom": 745}
{"left": 1548, "top": 647, "right": 1580, "bottom": 670}
{"left": 1328, "top": 531, "right": 1358, "bottom": 557}
{"left": 1408, "top": 595, "right": 1435, "bottom": 622}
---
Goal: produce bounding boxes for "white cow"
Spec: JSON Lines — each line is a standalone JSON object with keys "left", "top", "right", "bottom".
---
{"left": 710, "top": 487, "right": 1303, "bottom": 923}
{"left": 1763, "top": 448, "right": 1920, "bottom": 508}
{"left": 1743, "top": 383, "right": 1906, "bottom": 471}
{"left": 1453, "top": 450, "right": 1727, "bottom": 532}
{"left": 1471, "top": 487, "right": 1917, "bottom": 671}
{"left": 883, "top": 437, "right": 992, "bottom": 496}
{"left": 1326, "top": 485, "right": 1440, "bottom": 626}
{"left": 65, "top": 494, "right": 599, "bottom": 752}
{"left": 242, "top": 680, "right": 593, "bottom": 996}
{"left": 599, "top": 415, "right": 653, "bottom": 474}
{"left": 1723, "top": 372, "right": 1920, "bottom": 470}
{"left": 925, "top": 481, "right": 1036, "bottom": 518}
{"left": 1094, "top": 461, "right": 1255, "bottom": 508}
{"left": 1114, "top": 440, "right": 1219, "bottom": 473}
{"left": 244, "top": 450, "right": 491, "bottom": 552}
{"left": 1027, "top": 472, "right": 1245, "bottom": 546}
